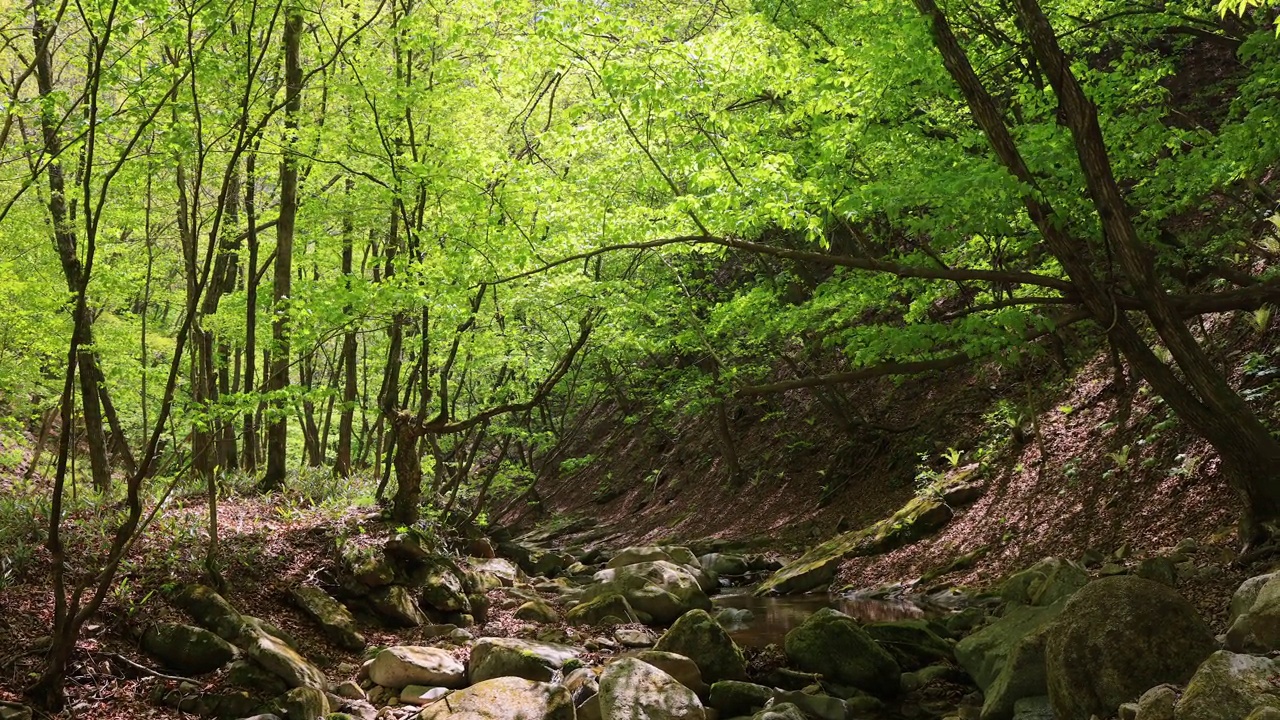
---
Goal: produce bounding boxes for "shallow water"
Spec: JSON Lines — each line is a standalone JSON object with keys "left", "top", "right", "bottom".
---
{"left": 711, "top": 588, "right": 933, "bottom": 648}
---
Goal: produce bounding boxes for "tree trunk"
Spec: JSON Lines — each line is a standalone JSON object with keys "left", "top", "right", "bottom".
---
{"left": 261, "top": 4, "right": 303, "bottom": 491}
{"left": 243, "top": 150, "right": 261, "bottom": 471}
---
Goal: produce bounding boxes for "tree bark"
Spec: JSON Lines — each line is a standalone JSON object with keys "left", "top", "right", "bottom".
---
{"left": 261, "top": 3, "right": 303, "bottom": 491}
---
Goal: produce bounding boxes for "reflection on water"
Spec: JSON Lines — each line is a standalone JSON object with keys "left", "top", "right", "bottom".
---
{"left": 712, "top": 588, "right": 932, "bottom": 648}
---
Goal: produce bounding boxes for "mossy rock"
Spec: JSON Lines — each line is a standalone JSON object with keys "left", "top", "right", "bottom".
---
{"left": 784, "top": 608, "right": 900, "bottom": 697}
{"left": 863, "top": 620, "right": 953, "bottom": 670}
{"left": 141, "top": 623, "right": 237, "bottom": 674}
{"left": 654, "top": 609, "right": 748, "bottom": 684}
{"left": 567, "top": 593, "right": 639, "bottom": 626}
{"left": 756, "top": 492, "right": 959, "bottom": 596}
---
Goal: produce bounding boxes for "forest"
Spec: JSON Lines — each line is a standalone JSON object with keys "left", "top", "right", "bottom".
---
{"left": 2, "top": 0, "right": 1280, "bottom": 716}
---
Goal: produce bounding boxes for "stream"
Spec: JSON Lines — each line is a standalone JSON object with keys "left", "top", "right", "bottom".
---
{"left": 710, "top": 587, "right": 938, "bottom": 648}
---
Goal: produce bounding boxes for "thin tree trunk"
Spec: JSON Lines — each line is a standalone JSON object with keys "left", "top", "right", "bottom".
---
{"left": 261, "top": 4, "right": 303, "bottom": 491}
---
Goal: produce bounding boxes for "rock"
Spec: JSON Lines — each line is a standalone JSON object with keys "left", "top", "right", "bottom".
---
{"left": 514, "top": 599, "right": 559, "bottom": 624}
{"left": 1044, "top": 576, "right": 1216, "bottom": 720}
{"left": 599, "top": 656, "right": 706, "bottom": 720}
{"left": 755, "top": 554, "right": 841, "bottom": 596}
{"left": 401, "top": 685, "right": 450, "bottom": 705}
{"left": 418, "top": 677, "right": 575, "bottom": 720}
{"left": 610, "top": 546, "right": 677, "bottom": 568}
{"left": 469, "top": 558, "right": 521, "bottom": 590}
{"left": 367, "top": 586, "right": 425, "bottom": 627}
{"left": 617, "top": 627, "right": 659, "bottom": 647}
{"left": 0, "top": 702, "right": 31, "bottom": 720}
{"left": 367, "top": 646, "right": 466, "bottom": 689}
{"left": 173, "top": 584, "right": 249, "bottom": 641}
{"left": 1175, "top": 651, "right": 1280, "bottom": 720}
{"left": 273, "top": 686, "right": 330, "bottom": 720}
{"left": 290, "top": 587, "right": 365, "bottom": 652}
{"left": 863, "top": 620, "right": 952, "bottom": 670}
{"left": 334, "top": 681, "right": 366, "bottom": 701}
{"left": 944, "top": 606, "right": 987, "bottom": 636}
{"left": 385, "top": 531, "right": 439, "bottom": 565}
{"left": 751, "top": 703, "right": 806, "bottom": 720}
{"left": 628, "top": 650, "right": 709, "bottom": 696}
{"left": 1080, "top": 549, "right": 1105, "bottom": 568}
{"left": 244, "top": 627, "right": 328, "bottom": 690}
{"left": 956, "top": 602, "right": 1066, "bottom": 691}
{"left": 978, "top": 623, "right": 1052, "bottom": 720}
{"left": 772, "top": 690, "right": 847, "bottom": 720}
{"left": 1010, "top": 695, "right": 1053, "bottom": 720}
{"left": 568, "top": 593, "right": 640, "bottom": 626}
{"left": 468, "top": 637, "right": 580, "bottom": 683}
{"left": 999, "top": 557, "right": 1088, "bottom": 607}
{"left": 586, "top": 561, "right": 713, "bottom": 624}
{"left": 784, "top": 608, "right": 900, "bottom": 696}
{"left": 664, "top": 547, "right": 701, "bottom": 568}
{"left": 699, "top": 554, "right": 749, "bottom": 577}
{"left": 714, "top": 608, "right": 753, "bottom": 629}
{"left": 1231, "top": 573, "right": 1277, "bottom": 625}
{"left": 707, "top": 681, "right": 773, "bottom": 716}
{"left": 1251, "top": 709, "right": 1280, "bottom": 720}
{"left": 468, "top": 538, "right": 496, "bottom": 558}
{"left": 227, "top": 659, "right": 290, "bottom": 694}
{"left": 141, "top": 623, "right": 237, "bottom": 674}
{"left": 756, "top": 495, "right": 959, "bottom": 596}
{"left": 1134, "top": 684, "right": 1177, "bottom": 720}
{"left": 654, "top": 609, "right": 748, "bottom": 684}
{"left": 409, "top": 559, "right": 471, "bottom": 614}
{"left": 340, "top": 544, "right": 395, "bottom": 589}
{"left": 1134, "top": 557, "right": 1177, "bottom": 588}
{"left": 1227, "top": 572, "right": 1280, "bottom": 652}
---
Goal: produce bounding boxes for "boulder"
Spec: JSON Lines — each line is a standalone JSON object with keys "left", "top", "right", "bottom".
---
{"left": 172, "top": 584, "right": 248, "bottom": 641}
{"left": 978, "top": 623, "right": 1052, "bottom": 720}
{"left": 468, "top": 637, "right": 580, "bottom": 683}
{"left": 514, "top": 599, "right": 559, "bottom": 624}
{"left": 1044, "top": 576, "right": 1216, "bottom": 720}
{"left": 617, "top": 627, "right": 659, "bottom": 648}
{"left": 999, "top": 557, "right": 1088, "bottom": 607}
{"left": 756, "top": 494, "right": 955, "bottom": 596}
{"left": 699, "top": 554, "right": 750, "bottom": 577}
{"left": 1134, "top": 557, "right": 1177, "bottom": 588}
{"left": 654, "top": 609, "right": 748, "bottom": 684}
{"left": 1231, "top": 573, "right": 1276, "bottom": 626}
{"left": 339, "top": 544, "right": 395, "bottom": 589}
{"left": 385, "top": 531, "right": 439, "bottom": 565}
{"left": 243, "top": 627, "right": 327, "bottom": 690}
{"left": 751, "top": 703, "right": 807, "bottom": 720}
{"left": 783, "top": 608, "right": 900, "bottom": 696}
{"left": 627, "top": 650, "right": 708, "bottom": 696}
{"left": 418, "top": 676, "right": 575, "bottom": 720}
{"left": 1175, "top": 651, "right": 1280, "bottom": 720}
{"left": 141, "top": 623, "right": 237, "bottom": 674}
{"left": 599, "top": 656, "right": 706, "bottom": 720}
{"left": 226, "top": 659, "right": 289, "bottom": 694}
{"left": 1134, "top": 684, "right": 1177, "bottom": 720}
{"left": 272, "top": 686, "right": 329, "bottom": 720}
{"left": 568, "top": 593, "right": 640, "bottom": 626}
{"left": 772, "top": 690, "right": 848, "bottom": 720}
{"left": 586, "top": 561, "right": 712, "bottom": 624}
{"left": 609, "top": 546, "right": 676, "bottom": 568}
{"left": 367, "top": 646, "right": 466, "bottom": 689}
{"left": 367, "top": 585, "right": 426, "bottom": 627}
{"left": 1227, "top": 573, "right": 1280, "bottom": 652}
{"left": 707, "top": 680, "right": 773, "bottom": 716}
{"left": 469, "top": 558, "right": 521, "bottom": 590}
{"left": 290, "top": 587, "right": 365, "bottom": 652}
{"left": 863, "top": 620, "right": 952, "bottom": 670}
{"left": 956, "top": 601, "right": 1066, "bottom": 691}
{"left": 408, "top": 559, "right": 471, "bottom": 614}
{"left": 754, "top": 554, "right": 841, "bottom": 596}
